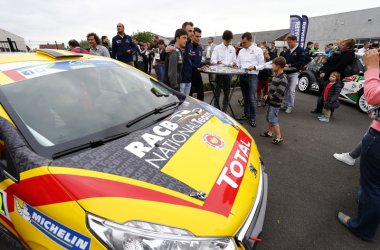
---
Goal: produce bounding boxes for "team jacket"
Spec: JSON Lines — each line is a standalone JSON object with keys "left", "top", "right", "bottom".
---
{"left": 111, "top": 34, "right": 135, "bottom": 63}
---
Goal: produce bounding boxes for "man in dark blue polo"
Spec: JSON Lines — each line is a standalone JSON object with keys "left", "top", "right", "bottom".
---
{"left": 282, "top": 34, "right": 306, "bottom": 113}
{"left": 189, "top": 27, "right": 205, "bottom": 101}
{"left": 111, "top": 23, "right": 135, "bottom": 66}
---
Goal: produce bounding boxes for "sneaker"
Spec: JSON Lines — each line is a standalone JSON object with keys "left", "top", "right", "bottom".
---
{"left": 319, "top": 117, "right": 330, "bottom": 122}
{"left": 260, "top": 131, "right": 273, "bottom": 137}
{"left": 280, "top": 106, "right": 287, "bottom": 111}
{"left": 285, "top": 107, "right": 292, "bottom": 113}
{"left": 272, "top": 137, "right": 284, "bottom": 144}
{"left": 318, "top": 115, "right": 326, "bottom": 119}
{"left": 237, "top": 115, "right": 248, "bottom": 121}
{"left": 249, "top": 119, "right": 256, "bottom": 127}
{"left": 333, "top": 153, "right": 355, "bottom": 166}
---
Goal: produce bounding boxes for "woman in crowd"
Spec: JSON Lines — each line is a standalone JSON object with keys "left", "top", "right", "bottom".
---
{"left": 312, "top": 38, "right": 356, "bottom": 114}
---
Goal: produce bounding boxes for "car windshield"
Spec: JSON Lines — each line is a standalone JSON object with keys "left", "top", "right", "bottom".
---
{"left": 1, "top": 61, "right": 178, "bottom": 152}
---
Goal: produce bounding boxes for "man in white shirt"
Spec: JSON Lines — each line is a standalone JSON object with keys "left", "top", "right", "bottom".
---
{"left": 358, "top": 41, "right": 370, "bottom": 53}
{"left": 211, "top": 30, "right": 237, "bottom": 112}
{"left": 236, "top": 32, "right": 265, "bottom": 127}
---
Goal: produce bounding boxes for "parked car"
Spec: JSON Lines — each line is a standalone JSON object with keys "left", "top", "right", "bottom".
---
{"left": 0, "top": 49, "right": 267, "bottom": 250}
{"left": 297, "top": 53, "right": 372, "bottom": 112}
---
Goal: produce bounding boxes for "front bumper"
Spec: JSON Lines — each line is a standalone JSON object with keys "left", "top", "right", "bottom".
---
{"left": 237, "top": 169, "right": 268, "bottom": 249}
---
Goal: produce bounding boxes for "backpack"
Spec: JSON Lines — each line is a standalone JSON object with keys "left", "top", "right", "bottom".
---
{"left": 344, "top": 57, "right": 365, "bottom": 77}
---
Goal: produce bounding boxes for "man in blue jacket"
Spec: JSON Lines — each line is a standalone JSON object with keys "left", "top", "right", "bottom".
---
{"left": 189, "top": 27, "right": 205, "bottom": 100}
{"left": 111, "top": 23, "right": 135, "bottom": 66}
{"left": 166, "top": 22, "right": 194, "bottom": 95}
{"left": 282, "top": 35, "right": 306, "bottom": 113}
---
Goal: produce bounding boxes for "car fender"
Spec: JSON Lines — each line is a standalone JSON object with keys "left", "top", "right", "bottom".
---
{"left": 299, "top": 71, "right": 317, "bottom": 84}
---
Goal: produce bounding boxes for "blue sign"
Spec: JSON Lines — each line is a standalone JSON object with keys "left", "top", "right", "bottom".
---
{"left": 290, "top": 15, "right": 309, "bottom": 49}
{"left": 15, "top": 198, "right": 91, "bottom": 250}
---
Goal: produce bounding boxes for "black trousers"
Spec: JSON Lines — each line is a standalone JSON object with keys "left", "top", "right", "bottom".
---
{"left": 191, "top": 69, "right": 204, "bottom": 101}
{"left": 316, "top": 78, "right": 327, "bottom": 113}
{"left": 143, "top": 59, "right": 149, "bottom": 74}
{"left": 214, "top": 75, "right": 232, "bottom": 112}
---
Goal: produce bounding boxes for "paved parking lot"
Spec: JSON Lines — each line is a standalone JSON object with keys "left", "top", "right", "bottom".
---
{"left": 210, "top": 90, "right": 379, "bottom": 249}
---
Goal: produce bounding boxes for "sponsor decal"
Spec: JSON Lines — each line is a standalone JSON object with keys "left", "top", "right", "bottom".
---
{"left": 15, "top": 197, "right": 91, "bottom": 250}
{"left": 202, "top": 133, "right": 225, "bottom": 149}
{"left": 0, "top": 190, "right": 10, "bottom": 220}
{"left": 198, "top": 102, "right": 238, "bottom": 129}
{"left": 203, "top": 130, "right": 252, "bottom": 217}
{"left": 125, "top": 109, "right": 213, "bottom": 169}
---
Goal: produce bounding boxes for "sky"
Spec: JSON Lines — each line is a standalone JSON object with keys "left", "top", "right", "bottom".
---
{"left": 1, "top": 0, "right": 379, "bottom": 48}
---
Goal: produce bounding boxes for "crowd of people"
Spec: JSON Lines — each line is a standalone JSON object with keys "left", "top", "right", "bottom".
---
{"left": 64, "top": 21, "right": 380, "bottom": 242}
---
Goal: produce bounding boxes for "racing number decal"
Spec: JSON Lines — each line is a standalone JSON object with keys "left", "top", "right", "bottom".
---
{"left": 0, "top": 190, "right": 10, "bottom": 220}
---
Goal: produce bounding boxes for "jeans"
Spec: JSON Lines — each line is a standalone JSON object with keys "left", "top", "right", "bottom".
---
{"left": 156, "top": 64, "right": 165, "bottom": 82}
{"left": 214, "top": 75, "right": 232, "bottom": 112}
{"left": 348, "top": 128, "right": 380, "bottom": 240}
{"left": 283, "top": 72, "right": 299, "bottom": 108}
{"left": 266, "top": 105, "right": 280, "bottom": 126}
{"left": 240, "top": 74, "right": 258, "bottom": 120}
{"left": 180, "top": 82, "right": 191, "bottom": 96}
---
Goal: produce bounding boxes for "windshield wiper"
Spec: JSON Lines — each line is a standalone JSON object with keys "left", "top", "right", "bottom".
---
{"left": 126, "top": 102, "right": 181, "bottom": 128}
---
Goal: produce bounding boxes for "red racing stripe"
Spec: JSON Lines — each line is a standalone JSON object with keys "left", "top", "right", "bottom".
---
{"left": 5, "top": 130, "right": 252, "bottom": 217}
{"left": 6, "top": 174, "right": 73, "bottom": 213}
{"left": 2, "top": 70, "right": 26, "bottom": 82}
{"left": 202, "top": 130, "right": 252, "bottom": 217}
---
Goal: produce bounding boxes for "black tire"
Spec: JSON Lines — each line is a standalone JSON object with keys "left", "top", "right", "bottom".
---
{"left": 357, "top": 90, "right": 370, "bottom": 113}
{"left": 297, "top": 75, "right": 310, "bottom": 93}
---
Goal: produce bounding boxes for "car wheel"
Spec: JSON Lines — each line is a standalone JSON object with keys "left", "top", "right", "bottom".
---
{"left": 298, "top": 75, "right": 310, "bottom": 93}
{"left": 357, "top": 91, "right": 370, "bottom": 113}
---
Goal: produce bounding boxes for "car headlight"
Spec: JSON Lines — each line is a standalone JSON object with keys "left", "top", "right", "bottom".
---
{"left": 87, "top": 214, "right": 237, "bottom": 250}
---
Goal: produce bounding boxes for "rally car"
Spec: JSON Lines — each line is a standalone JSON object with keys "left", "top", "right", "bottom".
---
{"left": 0, "top": 50, "right": 267, "bottom": 250}
{"left": 297, "top": 53, "right": 371, "bottom": 112}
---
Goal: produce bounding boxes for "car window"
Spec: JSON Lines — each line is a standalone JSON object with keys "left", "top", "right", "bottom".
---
{"left": 1, "top": 64, "right": 177, "bottom": 150}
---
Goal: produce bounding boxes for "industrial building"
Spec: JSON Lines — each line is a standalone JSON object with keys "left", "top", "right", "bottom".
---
{"left": 201, "top": 7, "right": 380, "bottom": 50}
{"left": 0, "top": 28, "right": 27, "bottom": 52}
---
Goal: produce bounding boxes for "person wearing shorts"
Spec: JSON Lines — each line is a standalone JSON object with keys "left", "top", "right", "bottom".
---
{"left": 261, "top": 56, "right": 288, "bottom": 144}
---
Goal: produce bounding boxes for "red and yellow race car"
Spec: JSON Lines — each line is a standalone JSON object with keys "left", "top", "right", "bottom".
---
{"left": 0, "top": 50, "right": 267, "bottom": 250}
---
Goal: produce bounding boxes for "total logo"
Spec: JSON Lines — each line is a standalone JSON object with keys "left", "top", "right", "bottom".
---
{"left": 202, "top": 133, "right": 225, "bottom": 149}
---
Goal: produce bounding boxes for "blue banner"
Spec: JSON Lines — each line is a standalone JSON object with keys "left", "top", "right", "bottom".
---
{"left": 300, "top": 15, "right": 309, "bottom": 48}
{"left": 289, "top": 15, "right": 302, "bottom": 44}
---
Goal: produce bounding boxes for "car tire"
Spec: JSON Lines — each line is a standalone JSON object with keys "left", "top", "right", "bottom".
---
{"left": 357, "top": 90, "right": 370, "bottom": 113}
{"left": 298, "top": 75, "right": 310, "bottom": 93}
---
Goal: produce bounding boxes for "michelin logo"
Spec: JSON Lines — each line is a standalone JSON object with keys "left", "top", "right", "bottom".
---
{"left": 15, "top": 197, "right": 91, "bottom": 250}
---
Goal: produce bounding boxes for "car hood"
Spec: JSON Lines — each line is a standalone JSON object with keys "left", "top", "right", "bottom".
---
{"left": 49, "top": 98, "right": 263, "bottom": 236}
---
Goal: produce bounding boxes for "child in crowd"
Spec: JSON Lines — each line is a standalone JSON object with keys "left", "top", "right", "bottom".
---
{"left": 318, "top": 71, "right": 343, "bottom": 122}
{"left": 257, "top": 49, "right": 272, "bottom": 107}
{"left": 260, "top": 56, "right": 288, "bottom": 144}
{"left": 163, "top": 29, "right": 188, "bottom": 91}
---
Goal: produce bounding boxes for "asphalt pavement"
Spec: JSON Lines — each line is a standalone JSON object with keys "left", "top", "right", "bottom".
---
{"left": 206, "top": 89, "right": 378, "bottom": 250}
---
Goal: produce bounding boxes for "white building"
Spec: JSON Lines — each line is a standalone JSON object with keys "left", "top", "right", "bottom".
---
{"left": 306, "top": 7, "right": 380, "bottom": 49}
{"left": 0, "top": 28, "right": 27, "bottom": 52}
{"left": 201, "top": 7, "right": 380, "bottom": 50}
